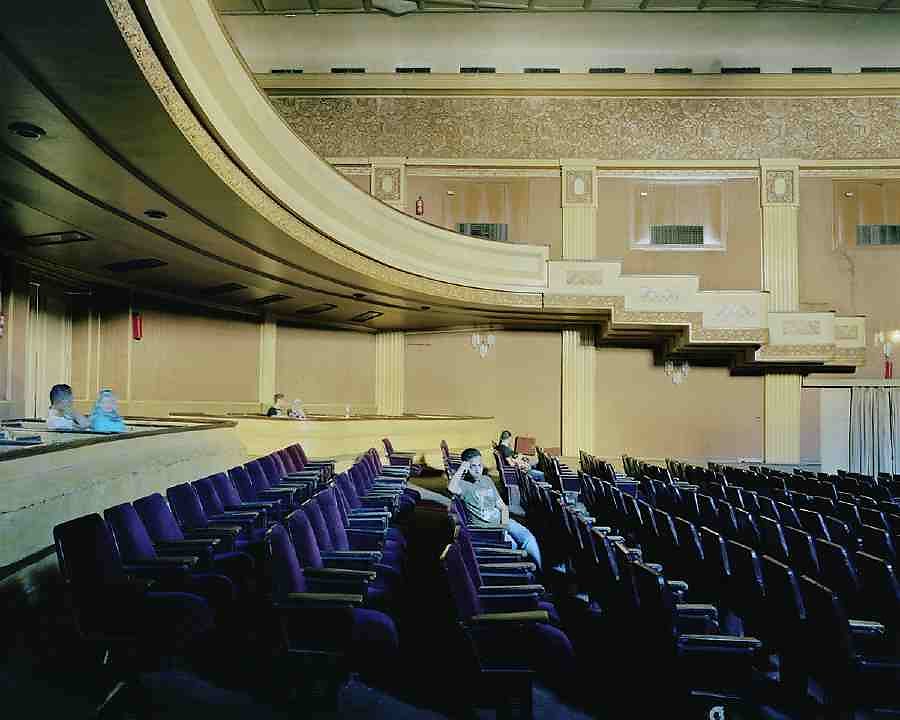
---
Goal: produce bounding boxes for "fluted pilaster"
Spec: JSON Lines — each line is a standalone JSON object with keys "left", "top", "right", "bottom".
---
{"left": 765, "top": 373, "right": 802, "bottom": 464}
{"left": 562, "top": 328, "right": 595, "bottom": 457}
{"left": 375, "top": 331, "right": 405, "bottom": 416}
{"left": 763, "top": 205, "right": 800, "bottom": 312}
{"left": 257, "top": 315, "right": 277, "bottom": 408}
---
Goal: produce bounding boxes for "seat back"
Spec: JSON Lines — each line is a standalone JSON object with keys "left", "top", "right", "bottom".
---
{"left": 257, "top": 455, "right": 280, "bottom": 486}
{"left": 277, "top": 448, "right": 297, "bottom": 473}
{"left": 716, "top": 499, "right": 738, "bottom": 538}
{"left": 440, "top": 542, "right": 481, "bottom": 620}
{"left": 286, "top": 444, "right": 305, "bottom": 470}
{"left": 836, "top": 501, "right": 862, "bottom": 533}
{"left": 758, "top": 495, "right": 780, "bottom": 522}
{"left": 54, "top": 513, "right": 127, "bottom": 590}
{"left": 316, "top": 487, "right": 352, "bottom": 551}
{"left": 798, "top": 576, "right": 854, "bottom": 686}
{"left": 759, "top": 515, "right": 790, "bottom": 563}
{"left": 815, "top": 538, "right": 861, "bottom": 610}
{"left": 777, "top": 502, "right": 802, "bottom": 529}
{"left": 855, "top": 551, "right": 900, "bottom": 630}
{"left": 246, "top": 459, "right": 273, "bottom": 492}
{"left": 103, "top": 502, "right": 158, "bottom": 563}
{"left": 783, "top": 525, "right": 820, "bottom": 577}
{"left": 699, "top": 526, "right": 731, "bottom": 583}
{"left": 335, "top": 472, "right": 362, "bottom": 510}
{"left": 382, "top": 438, "right": 395, "bottom": 456}
{"left": 193, "top": 475, "right": 227, "bottom": 516}
{"left": 266, "top": 524, "right": 306, "bottom": 599}
{"left": 860, "top": 523, "right": 897, "bottom": 561}
{"left": 134, "top": 493, "right": 186, "bottom": 542}
{"left": 166, "top": 483, "right": 210, "bottom": 530}
{"left": 759, "top": 555, "right": 806, "bottom": 651}
{"left": 212, "top": 471, "right": 245, "bottom": 507}
{"left": 284, "top": 509, "right": 325, "bottom": 570}
{"left": 860, "top": 507, "right": 889, "bottom": 532}
{"left": 734, "top": 507, "right": 761, "bottom": 547}
{"left": 798, "top": 508, "right": 831, "bottom": 542}
{"left": 301, "top": 498, "right": 335, "bottom": 552}
{"left": 726, "top": 539, "right": 766, "bottom": 632}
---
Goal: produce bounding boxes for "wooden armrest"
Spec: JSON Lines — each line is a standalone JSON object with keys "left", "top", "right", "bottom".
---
{"left": 471, "top": 610, "right": 549, "bottom": 623}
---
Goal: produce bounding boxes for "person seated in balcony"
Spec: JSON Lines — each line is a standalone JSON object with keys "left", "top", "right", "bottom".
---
{"left": 89, "top": 389, "right": 127, "bottom": 433}
{"left": 266, "top": 392, "right": 287, "bottom": 417}
{"left": 46, "top": 384, "right": 90, "bottom": 431}
{"left": 497, "top": 430, "right": 545, "bottom": 482}
{"left": 448, "top": 448, "right": 542, "bottom": 570}
{"left": 288, "top": 398, "right": 306, "bottom": 419}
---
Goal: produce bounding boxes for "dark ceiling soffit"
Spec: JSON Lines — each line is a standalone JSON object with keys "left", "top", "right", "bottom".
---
{"left": 0, "top": 33, "right": 450, "bottom": 313}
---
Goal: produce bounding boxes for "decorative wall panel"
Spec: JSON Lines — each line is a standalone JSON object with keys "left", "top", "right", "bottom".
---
{"left": 272, "top": 96, "right": 900, "bottom": 161}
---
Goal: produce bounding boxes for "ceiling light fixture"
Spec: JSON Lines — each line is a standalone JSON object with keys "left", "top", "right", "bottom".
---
{"left": 144, "top": 209, "right": 168, "bottom": 219}
{"left": 420, "top": 306, "right": 430, "bottom": 310}
{"left": 8, "top": 122, "right": 46, "bottom": 140}
{"left": 843, "top": 191, "right": 855, "bottom": 198}
{"left": 352, "top": 292, "right": 366, "bottom": 299}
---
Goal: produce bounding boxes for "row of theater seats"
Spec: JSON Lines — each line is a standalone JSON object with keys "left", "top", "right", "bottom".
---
{"left": 568, "top": 452, "right": 900, "bottom": 716}
{"left": 52, "top": 443, "right": 422, "bottom": 713}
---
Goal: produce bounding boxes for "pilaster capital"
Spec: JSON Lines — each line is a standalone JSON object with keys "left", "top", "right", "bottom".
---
{"left": 759, "top": 159, "right": 801, "bottom": 207}
{"left": 560, "top": 160, "right": 597, "bottom": 208}
{"left": 370, "top": 157, "right": 407, "bottom": 208}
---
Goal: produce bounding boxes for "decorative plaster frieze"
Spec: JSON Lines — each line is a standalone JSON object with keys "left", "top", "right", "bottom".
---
{"left": 711, "top": 303, "right": 758, "bottom": 325}
{"left": 782, "top": 318, "right": 822, "bottom": 336}
{"left": 764, "top": 169, "right": 796, "bottom": 205}
{"left": 563, "top": 168, "right": 596, "bottom": 207}
{"left": 638, "top": 287, "right": 681, "bottom": 305}
{"left": 272, "top": 96, "right": 900, "bottom": 161}
{"left": 565, "top": 270, "right": 605, "bottom": 286}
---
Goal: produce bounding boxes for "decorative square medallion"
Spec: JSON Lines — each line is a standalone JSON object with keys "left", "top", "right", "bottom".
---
{"left": 564, "top": 169, "right": 595, "bottom": 207}
{"left": 372, "top": 167, "right": 402, "bottom": 203}
{"left": 764, "top": 169, "right": 795, "bottom": 204}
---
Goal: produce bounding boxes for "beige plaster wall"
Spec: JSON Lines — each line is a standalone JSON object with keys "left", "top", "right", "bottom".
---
{"left": 275, "top": 325, "right": 377, "bottom": 414}
{"left": 596, "top": 178, "right": 763, "bottom": 290}
{"left": 593, "top": 347, "right": 764, "bottom": 464}
{"left": 405, "top": 176, "right": 563, "bottom": 260}
{"left": 405, "top": 330, "right": 561, "bottom": 448}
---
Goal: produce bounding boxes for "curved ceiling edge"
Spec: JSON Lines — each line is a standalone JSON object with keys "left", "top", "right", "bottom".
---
{"left": 114, "top": 0, "right": 549, "bottom": 299}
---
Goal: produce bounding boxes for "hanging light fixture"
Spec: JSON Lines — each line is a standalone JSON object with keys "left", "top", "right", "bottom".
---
{"left": 471, "top": 332, "right": 496, "bottom": 358}
{"left": 665, "top": 359, "right": 690, "bottom": 385}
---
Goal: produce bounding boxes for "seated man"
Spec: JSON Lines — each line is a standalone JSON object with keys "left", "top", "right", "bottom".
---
{"left": 46, "top": 384, "right": 90, "bottom": 430}
{"left": 496, "top": 430, "right": 545, "bottom": 482}
{"left": 448, "top": 448, "right": 542, "bottom": 570}
{"left": 266, "top": 392, "right": 287, "bottom": 417}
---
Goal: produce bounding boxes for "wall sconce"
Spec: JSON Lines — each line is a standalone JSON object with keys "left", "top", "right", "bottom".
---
{"left": 415, "top": 195, "right": 424, "bottom": 216}
{"left": 874, "top": 331, "right": 898, "bottom": 379}
{"left": 0, "top": 311, "right": 5, "bottom": 338}
{"left": 665, "top": 359, "right": 690, "bottom": 385}
{"left": 471, "top": 332, "right": 495, "bottom": 358}
{"left": 132, "top": 311, "right": 143, "bottom": 341}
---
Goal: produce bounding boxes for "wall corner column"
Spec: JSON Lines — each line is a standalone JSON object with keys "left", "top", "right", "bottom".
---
{"left": 561, "top": 327, "right": 595, "bottom": 458}
{"left": 560, "top": 161, "right": 597, "bottom": 260}
{"left": 258, "top": 314, "right": 277, "bottom": 410}
{"left": 375, "top": 331, "right": 405, "bottom": 416}
{"left": 760, "top": 159, "right": 802, "bottom": 464}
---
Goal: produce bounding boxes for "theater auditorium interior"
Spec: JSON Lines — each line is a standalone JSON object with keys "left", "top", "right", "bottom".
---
{"left": 2, "top": 1, "right": 900, "bottom": 718}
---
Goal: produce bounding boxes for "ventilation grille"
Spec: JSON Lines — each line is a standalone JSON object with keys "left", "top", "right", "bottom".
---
{"left": 271, "top": 67, "right": 303, "bottom": 74}
{"left": 331, "top": 67, "right": 365, "bottom": 74}
{"left": 195, "top": 282, "right": 247, "bottom": 297}
{"left": 460, "top": 66, "right": 495, "bottom": 74}
{"left": 103, "top": 258, "right": 167, "bottom": 272}
{"left": 721, "top": 67, "right": 760, "bottom": 74}
{"left": 296, "top": 303, "right": 337, "bottom": 315}
{"left": 861, "top": 66, "right": 900, "bottom": 73}
{"left": 22, "top": 231, "right": 93, "bottom": 247}
{"left": 650, "top": 225, "right": 704, "bottom": 246}
{"left": 792, "top": 67, "right": 832, "bottom": 74}
{"left": 244, "top": 294, "right": 291, "bottom": 306}
{"left": 655, "top": 67, "right": 692, "bottom": 75}
{"left": 396, "top": 66, "right": 430, "bottom": 73}
{"left": 857, "top": 225, "right": 900, "bottom": 246}
{"left": 458, "top": 223, "right": 509, "bottom": 242}
{"left": 524, "top": 67, "right": 560, "bottom": 74}
{"left": 589, "top": 67, "right": 626, "bottom": 74}
{"left": 350, "top": 311, "right": 383, "bottom": 323}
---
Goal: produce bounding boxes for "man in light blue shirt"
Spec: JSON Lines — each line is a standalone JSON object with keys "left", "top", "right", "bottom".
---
{"left": 448, "top": 447, "right": 542, "bottom": 570}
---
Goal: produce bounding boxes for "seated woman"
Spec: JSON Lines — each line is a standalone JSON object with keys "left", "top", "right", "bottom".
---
{"left": 497, "top": 430, "right": 545, "bottom": 482}
{"left": 288, "top": 398, "right": 306, "bottom": 419}
{"left": 89, "top": 389, "right": 127, "bottom": 433}
{"left": 46, "top": 384, "right": 90, "bottom": 430}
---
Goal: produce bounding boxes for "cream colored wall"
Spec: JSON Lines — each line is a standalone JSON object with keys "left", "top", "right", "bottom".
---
{"left": 405, "top": 176, "right": 563, "bottom": 260}
{"left": 596, "top": 178, "right": 762, "bottom": 290}
{"left": 0, "top": 265, "right": 29, "bottom": 418}
{"left": 800, "top": 387, "right": 821, "bottom": 464}
{"left": 593, "top": 347, "right": 764, "bottom": 464}
{"left": 800, "top": 177, "right": 900, "bottom": 378}
{"left": 130, "top": 306, "right": 260, "bottom": 404}
{"left": 405, "top": 330, "right": 562, "bottom": 448}
{"left": 275, "top": 325, "right": 376, "bottom": 414}
{"left": 225, "top": 12, "right": 900, "bottom": 74}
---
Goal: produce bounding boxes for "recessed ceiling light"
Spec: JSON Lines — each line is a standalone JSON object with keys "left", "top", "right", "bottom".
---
{"left": 446, "top": 190, "right": 456, "bottom": 196}
{"left": 420, "top": 306, "right": 430, "bottom": 311}
{"left": 352, "top": 292, "right": 366, "bottom": 299}
{"left": 8, "top": 122, "right": 46, "bottom": 140}
{"left": 285, "top": 13, "right": 297, "bottom": 17}
{"left": 843, "top": 191, "right": 855, "bottom": 198}
{"left": 640, "top": 191, "right": 649, "bottom": 197}
{"left": 144, "top": 209, "right": 168, "bottom": 219}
